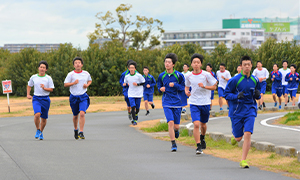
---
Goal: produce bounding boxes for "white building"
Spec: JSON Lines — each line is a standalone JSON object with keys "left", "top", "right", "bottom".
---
{"left": 162, "top": 29, "right": 264, "bottom": 52}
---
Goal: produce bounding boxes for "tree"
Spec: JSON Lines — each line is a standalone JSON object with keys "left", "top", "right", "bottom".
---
{"left": 87, "top": 4, "right": 164, "bottom": 49}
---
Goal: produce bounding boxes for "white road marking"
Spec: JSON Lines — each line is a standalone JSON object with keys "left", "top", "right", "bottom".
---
{"left": 260, "top": 115, "right": 300, "bottom": 132}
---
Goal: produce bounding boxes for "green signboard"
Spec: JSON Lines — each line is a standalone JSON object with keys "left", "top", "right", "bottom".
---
{"left": 262, "top": 22, "right": 290, "bottom": 32}
{"left": 240, "top": 19, "right": 262, "bottom": 28}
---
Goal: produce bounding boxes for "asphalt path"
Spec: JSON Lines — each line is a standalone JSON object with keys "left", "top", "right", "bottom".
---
{"left": 0, "top": 107, "right": 297, "bottom": 180}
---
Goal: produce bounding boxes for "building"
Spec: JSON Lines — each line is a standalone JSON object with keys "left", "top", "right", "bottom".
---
{"left": 162, "top": 29, "right": 264, "bottom": 52}
{"left": 93, "top": 38, "right": 130, "bottom": 48}
{"left": 3, "top": 44, "right": 61, "bottom": 53}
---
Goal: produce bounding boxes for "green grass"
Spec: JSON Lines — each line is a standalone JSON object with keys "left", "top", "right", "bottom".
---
{"left": 278, "top": 111, "right": 300, "bottom": 126}
{"left": 141, "top": 122, "right": 169, "bottom": 132}
{"left": 179, "top": 128, "right": 189, "bottom": 137}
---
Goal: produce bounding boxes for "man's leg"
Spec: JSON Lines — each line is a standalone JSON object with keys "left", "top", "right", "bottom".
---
{"left": 144, "top": 100, "right": 149, "bottom": 111}
{"left": 168, "top": 121, "right": 175, "bottom": 141}
{"left": 73, "top": 115, "right": 79, "bottom": 130}
{"left": 79, "top": 111, "right": 85, "bottom": 132}
{"left": 40, "top": 118, "right": 47, "bottom": 132}
{"left": 219, "top": 97, "right": 223, "bottom": 109}
{"left": 272, "top": 93, "right": 277, "bottom": 105}
{"left": 242, "top": 132, "right": 251, "bottom": 160}
{"left": 34, "top": 113, "right": 41, "bottom": 130}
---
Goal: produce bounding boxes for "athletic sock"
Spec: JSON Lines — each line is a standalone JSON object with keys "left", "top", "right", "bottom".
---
{"left": 171, "top": 140, "right": 176, "bottom": 145}
{"left": 174, "top": 129, "right": 178, "bottom": 133}
{"left": 147, "top": 110, "right": 149, "bottom": 113}
{"left": 197, "top": 143, "right": 201, "bottom": 148}
{"left": 200, "top": 134, "right": 205, "bottom": 140}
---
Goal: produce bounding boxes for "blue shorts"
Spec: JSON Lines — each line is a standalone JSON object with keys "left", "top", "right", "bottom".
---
{"left": 231, "top": 116, "right": 255, "bottom": 138}
{"left": 288, "top": 90, "right": 297, "bottom": 97}
{"left": 218, "top": 87, "right": 225, "bottom": 98}
{"left": 259, "top": 81, "right": 267, "bottom": 94}
{"left": 271, "top": 86, "right": 283, "bottom": 97}
{"left": 163, "top": 107, "right": 182, "bottom": 125}
{"left": 190, "top": 104, "right": 210, "bottom": 123}
{"left": 69, "top": 93, "right": 90, "bottom": 116}
{"left": 129, "top": 98, "right": 141, "bottom": 109}
{"left": 32, "top": 96, "right": 51, "bottom": 119}
{"left": 124, "top": 96, "right": 130, "bottom": 107}
{"left": 211, "top": 91, "right": 214, "bottom": 100}
{"left": 143, "top": 93, "right": 153, "bottom": 102}
{"left": 282, "top": 85, "right": 288, "bottom": 95}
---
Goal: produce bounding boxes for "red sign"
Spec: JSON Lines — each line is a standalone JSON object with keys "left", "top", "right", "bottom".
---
{"left": 2, "top": 80, "right": 12, "bottom": 94}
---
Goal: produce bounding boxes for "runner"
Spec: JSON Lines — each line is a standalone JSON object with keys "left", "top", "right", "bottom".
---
{"left": 185, "top": 54, "right": 217, "bottom": 154}
{"left": 119, "top": 60, "right": 134, "bottom": 121}
{"left": 157, "top": 53, "right": 187, "bottom": 152}
{"left": 234, "top": 65, "right": 242, "bottom": 76}
{"left": 252, "top": 61, "right": 269, "bottom": 110}
{"left": 206, "top": 63, "right": 218, "bottom": 110}
{"left": 285, "top": 64, "right": 299, "bottom": 106}
{"left": 279, "top": 60, "right": 291, "bottom": 106}
{"left": 216, "top": 63, "right": 231, "bottom": 110}
{"left": 270, "top": 64, "right": 283, "bottom": 109}
{"left": 64, "top": 57, "right": 92, "bottom": 140}
{"left": 181, "top": 63, "right": 191, "bottom": 114}
{"left": 124, "top": 61, "right": 145, "bottom": 125}
{"left": 225, "top": 55, "right": 261, "bottom": 168}
{"left": 143, "top": 66, "right": 156, "bottom": 116}
{"left": 27, "top": 60, "right": 55, "bottom": 140}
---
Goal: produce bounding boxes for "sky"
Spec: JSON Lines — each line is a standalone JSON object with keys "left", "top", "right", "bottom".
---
{"left": 0, "top": 0, "right": 299, "bottom": 49}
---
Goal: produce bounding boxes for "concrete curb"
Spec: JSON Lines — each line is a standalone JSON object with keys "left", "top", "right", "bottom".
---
{"left": 275, "top": 146, "right": 297, "bottom": 157}
{"left": 255, "top": 142, "right": 275, "bottom": 152}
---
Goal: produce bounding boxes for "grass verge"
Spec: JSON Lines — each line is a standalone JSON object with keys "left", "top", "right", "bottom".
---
{"left": 276, "top": 111, "right": 300, "bottom": 126}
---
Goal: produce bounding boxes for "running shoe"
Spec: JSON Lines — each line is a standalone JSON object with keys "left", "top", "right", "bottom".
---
{"left": 171, "top": 144, "right": 177, "bottom": 152}
{"left": 135, "top": 115, "right": 138, "bottom": 121}
{"left": 201, "top": 138, "right": 206, "bottom": 149}
{"left": 175, "top": 130, "right": 179, "bottom": 139}
{"left": 145, "top": 111, "right": 150, "bottom": 116}
{"left": 39, "top": 132, "right": 44, "bottom": 140}
{"left": 196, "top": 147, "right": 203, "bottom": 154}
{"left": 279, "top": 105, "right": 282, "bottom": 110}
{"left": 240, "top": 160, "right": 249, "bottom": 168}
{"left": 258, "top": 105, "right": 262, "bottom": 110}
{"left": 151, "top": 104, "right": 155, "bottom": 109}
{"left": 220, "top": 107, "right": 223, "bottom": 111}
{"left": 78, "top": 132, "right": 85, "bottom": 139}
{"left": 128, "top": 113, "right": 132, "bottom": 121}
{"left": 274, "top": 102, "right": 277, "bottom": 107}
{"left": 133, "top": 120, "right": 137, "bottom": 126}
{"left": 74, "top": 129, "right": 79, "bottom": 140}
{"left": 35, "top": 129, "right": 41, "bottom": 139}
{"left": 182, "top": 108, "right": 186, "bottom": 114}
{"left": 231, "top": 136, "right": 237, "bottom": 145}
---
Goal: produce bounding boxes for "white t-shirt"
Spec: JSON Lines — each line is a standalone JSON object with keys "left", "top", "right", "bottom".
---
{"left": 185, "top": 70, "right": 217, "bottom": 106}
{"left": 216, "top": 70, "right": 231, "bottom": 89}
{"left": 182, "top": 71, "right": 191, "bottom": 80}
{"left": 28, "top": 74, "right": 55, "bottom": 96}
{"left": 279, "top": 68, "right": 291, "bottom": 85}
{"left": 124, "top": 72, "right": 145, "bottom": 98}
{"left": 64, "top": 70, "right": 92, "bottom": 96}
{"left": 252, "top": 68, "right": 269, "bottom": 82}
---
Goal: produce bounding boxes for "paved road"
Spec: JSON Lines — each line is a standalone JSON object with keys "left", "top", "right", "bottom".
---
{"left": 0, "top": 109, "right": 297, "bottom": 180}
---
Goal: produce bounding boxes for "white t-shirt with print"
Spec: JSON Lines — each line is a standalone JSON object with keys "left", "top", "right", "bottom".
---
{"left": 124, "top": 72, "right": 145, "bottom": 98}
{"left": 252, "top": 68, "right": 269, "bottom": 82}
{"left": 216, "top": 70, "right": 231, "bottom": 89}
{"left": 28, "top": 74, "right": 55, "bottom": 96}
{"left": 64, "top": 70, "right": 92, "bottom": 96}
{"left": 279, "top": 68, "right": 291, "bottom": 85}
{"left": 185, "top": 70, "right": 217, "bottom": 106}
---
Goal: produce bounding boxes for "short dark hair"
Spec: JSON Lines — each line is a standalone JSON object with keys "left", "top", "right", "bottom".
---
{"left": 164, "top": 53, "right": 178, "bottom": 65}
{"left": 290, "top": 64, "right": 297, "bottom": 69}
{"left": 240, "top": 55, "right": 252, "bottom": 65}
{"left": 273, "top": 63, "right": 278, "bottom": 67}
{"left": 39, "top": 60, "right": 48, "bottom": 70}
{"left": 191, "top": 53, "right": 203, "bottom": 63}
{"left": 128, "top": 61, "right": 137, "bottom": 69}
{"left": 282, "top": 60, "right": 288, "bottom": 64}
{"left": 256, "top": 61, "right": 262, "bottom": 65}
{"left": 127, "top": 59, "right": 134, "bottom": 67}
{"left": 220, "top": 63, "right": 226, "bottom": 67}
{"left": 183, "top": 63, "right": 189, "bottom": 67}
{"left": 206, "top": 63, "right": 212, "bottom": 68}
{"left": 73, "top": 57, "right": 83, "bottom": 65}
{"left": 143, "top": 66, "right": 149, "bottom": 70}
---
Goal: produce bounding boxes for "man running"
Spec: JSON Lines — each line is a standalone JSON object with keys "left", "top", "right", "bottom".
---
{"left": 285, "top": 64, "right": 299, "bottom": 106}
{"left": 143, "top": 66, "right": 156, "bottom": 115}
{"left": 216, "top": 63, "right": 231, "bottom": 110}
{"left": 206, "top": 63, "right": 218, "bottom": 109}
{"left": 27, "top": 60, "right": 54, "bottom": 140}
{"left": 271, "top": 64, "right": 283, "bottom": 109}
{"left": 225, "top": 55, "right": 261, "bottom": 168}
{"left": 182, "top": 63, "right": 191, "bottom": 114}
{"left": 279, "top": 60, "right": 291, "bottom": 106}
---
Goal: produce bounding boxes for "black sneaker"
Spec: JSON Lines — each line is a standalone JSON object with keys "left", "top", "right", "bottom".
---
{"left": 128, "top": 113, "right": 132, "bottom": 121}
{"left": 258, "top": 105, "right": 262, "bottom": 110}
{"left": 262, "top": 102, "right": 266, "bottom": 108}
{"left": 196, "top": 146, "right": 203, "bottom": 154}
{"left": 288, "top": 96, "right": 290, "bottom": 103}
{"left": 74, "top": 129, "right": 79, "bottom": 140}
{"left": 145, "top": 111, "right": 150, "bottom": 116}
{"left": 285, "top": 104, "right": 287, "bottom": 107}
{"left": 78, "top": 132, "right": 85, "bottom": 139}
{"left": 151, "top": 104, "right": 155, "bottom": 109}
{"left": 201, "top": 138, "right": 206, "bottom": 149}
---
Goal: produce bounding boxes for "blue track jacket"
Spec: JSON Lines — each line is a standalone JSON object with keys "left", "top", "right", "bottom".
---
{"left": 271, "top": 71, "right": 282, "bottom": 89}
{"left": 157, "top": 70, "right": 187, "bottom": 108}
{"left": 224, "top": 73, "right": 261, "bottom": 118}
{"left": 119, "top": 70, "right": 130, "bottom": 96}
{"left": 143, "top": 74, "right": 156, "bottom": 94}
{"left": 285, "top": 72, "right": 300, "bottom": 90}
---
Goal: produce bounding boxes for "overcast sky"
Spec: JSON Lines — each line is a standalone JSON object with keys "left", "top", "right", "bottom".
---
{"left": 0, "top": 0, "right": 299, "bottom": 49}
